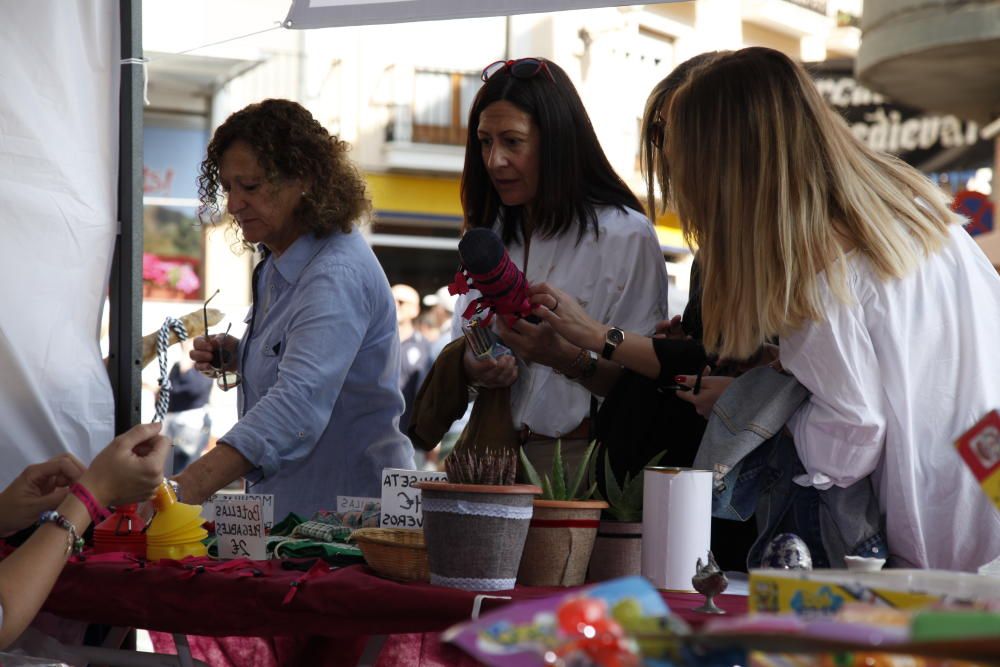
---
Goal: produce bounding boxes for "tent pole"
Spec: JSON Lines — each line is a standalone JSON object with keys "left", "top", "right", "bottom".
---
{"left": 109, "top": 0, "right": 144, "bottom": 434}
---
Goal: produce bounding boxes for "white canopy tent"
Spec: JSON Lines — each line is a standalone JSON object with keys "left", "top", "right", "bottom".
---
{"left": 2, "top": 0, "right": 665, "bottom": 491}
{"left": 284, "top": 0, "right": 647, "bottom": 28}
{"left": 0, "top": 3, "right": 121, "bottom": 489}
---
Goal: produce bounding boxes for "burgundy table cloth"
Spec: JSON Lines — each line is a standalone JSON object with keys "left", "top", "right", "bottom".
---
{"left": 40, "top": 556, "right": 746, "bottom": 666}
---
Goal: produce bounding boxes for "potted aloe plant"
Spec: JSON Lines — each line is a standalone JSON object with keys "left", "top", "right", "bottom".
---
{"left": 419, "top": 447, "right": 540, "bottom": 591}
{"left": 587, "top": 450, "right": 666, "bottom": 582}
{"left": 517, "top": 441, "right": 608, "bottom": 587}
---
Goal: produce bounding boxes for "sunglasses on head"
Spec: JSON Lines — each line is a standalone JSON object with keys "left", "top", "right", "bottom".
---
{"left": 481, "top": 57, "right": 555, "bottom": 83}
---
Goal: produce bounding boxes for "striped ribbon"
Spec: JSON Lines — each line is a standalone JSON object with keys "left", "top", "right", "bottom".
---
{"left": 430, "top": 573, "right": 516, "bottom": 591}
{"left": 421, "top": 498, "right": 533, "bottom": 520}
{"left": 153, "top": 317, "right": 189, "bottom": 422}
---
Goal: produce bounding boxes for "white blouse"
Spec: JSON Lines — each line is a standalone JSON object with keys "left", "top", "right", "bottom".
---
{"left": 783, "top": 225, "right": 1000, "bottom": 572}
{"left": 453, "top": 206, "right": 669, "bottom": 438}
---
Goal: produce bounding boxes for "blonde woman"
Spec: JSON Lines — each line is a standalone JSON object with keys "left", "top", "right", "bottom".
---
{"left": 661, "top": 47, "right": 1000, "bottom": 571}
{"left": 535, "top": 47, "right": 1000, "bottom": 571}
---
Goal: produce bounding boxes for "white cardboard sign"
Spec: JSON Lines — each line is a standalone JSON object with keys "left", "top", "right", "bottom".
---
{"left": 379, "top": 468, "right": 446, "bottom": 528}
{"left": 203, "top": 493, "right": 275, "bottom": 532}
{"left": 337, "top": 495, "right": 379, "bottom": 513}
{"left": 213, "top": 496, "right": 267, "bottom": 560}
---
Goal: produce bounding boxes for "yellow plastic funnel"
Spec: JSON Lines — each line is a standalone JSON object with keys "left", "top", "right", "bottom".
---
{"left": 146, "top": 480, "right": 207, "bottom": 539}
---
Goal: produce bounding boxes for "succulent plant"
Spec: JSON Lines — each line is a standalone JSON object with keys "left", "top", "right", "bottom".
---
{"left": 444, "top": 447, "right": 518, "bottom": 486}
{"left": 518, "top": 440, "right": 597, "bottom": 501}
{"left": 592, "top": 449, "right": 666, "bottom": 522}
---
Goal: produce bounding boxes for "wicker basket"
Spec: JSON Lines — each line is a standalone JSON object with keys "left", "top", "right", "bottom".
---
{"left": 350, "top": 528, "right": 429, "bottom": 583}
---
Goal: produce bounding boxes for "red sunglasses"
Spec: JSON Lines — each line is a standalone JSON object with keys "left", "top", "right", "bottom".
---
{"left": 481, "top": 57, "right": 556, "bottom": 83}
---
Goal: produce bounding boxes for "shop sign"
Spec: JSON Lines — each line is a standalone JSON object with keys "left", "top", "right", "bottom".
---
{"left": 380, "top": 468, "right": 447, "bottom": 529}
{"left": 204, "top": 493, "right": 275, "bottom": 532}
{"left": 337, "top": 495, "right": 379, "bottom": 513}
{"left": 212, "top": 495, "right": 268, "bottom": 560}
{"left": 810, "top": 61, "right": 993, "bottom": 169}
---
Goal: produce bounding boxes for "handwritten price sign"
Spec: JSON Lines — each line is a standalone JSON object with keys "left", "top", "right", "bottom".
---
{"left": 379, "top": 468, "right": 446, "bottom": 529}
{"left": 204, "top": 493, "right": 274, "bottom": 532}
{"left": 212, "top": 496, "right": 268, "bottom": 560}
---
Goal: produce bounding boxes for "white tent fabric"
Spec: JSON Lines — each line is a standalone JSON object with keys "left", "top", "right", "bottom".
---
{"left": 0, "top": 2, "right": 119, "bottom": 489}
{"left": 284, "top": 0, "right": 645, "bottom": 29}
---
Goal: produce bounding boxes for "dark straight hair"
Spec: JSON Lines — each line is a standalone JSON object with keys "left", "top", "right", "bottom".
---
{"left": 461, "top": 59, "right": 642, "bottom": 246}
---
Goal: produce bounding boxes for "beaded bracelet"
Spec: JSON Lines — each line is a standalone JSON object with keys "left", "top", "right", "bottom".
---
{"left": 39, "top": 510, "right": 85, "bottom": 556}
{"left": 69, "top": 482, "right": 111, "bottom": 523}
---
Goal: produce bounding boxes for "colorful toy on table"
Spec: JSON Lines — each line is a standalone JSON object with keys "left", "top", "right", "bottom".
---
{"left": 444, "top": 576, "right": 688, "bottom": 667}
{"left": 955, "top": 409, "right": 1000, "bottom": 511}
{"left": 92, "top": 504, "right": 146, "bottom": 557}
{"left": 146, "top": 479, "right": 208, "bottom": 561}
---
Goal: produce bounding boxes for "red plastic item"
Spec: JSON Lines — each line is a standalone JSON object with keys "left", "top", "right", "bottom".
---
{"left": 93, "top": 504, "right": 147, "bottom": 556}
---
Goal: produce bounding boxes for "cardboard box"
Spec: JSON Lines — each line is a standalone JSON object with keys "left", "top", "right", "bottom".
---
{"left": 955, "top": 409, "right": 1000, "bottom": 511}
{"left": 749, "top": 569, "right": 1000, "bottom": 615}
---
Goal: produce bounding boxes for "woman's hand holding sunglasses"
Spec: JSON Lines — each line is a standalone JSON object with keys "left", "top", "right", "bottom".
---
{"left": 190, "top": 334, "right": 239, "bottom": 376}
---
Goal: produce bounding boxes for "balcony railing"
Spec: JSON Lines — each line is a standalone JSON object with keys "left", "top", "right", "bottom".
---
{"left": 387, "top": 69, "right": 479, "bottom": 147}
{"left": 785, "top": 0, "right": 827, "bottom": 14}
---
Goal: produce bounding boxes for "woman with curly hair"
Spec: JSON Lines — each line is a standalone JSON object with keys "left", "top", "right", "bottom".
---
{"left": 177, "top": 99, "right": 414, "bottom": 519}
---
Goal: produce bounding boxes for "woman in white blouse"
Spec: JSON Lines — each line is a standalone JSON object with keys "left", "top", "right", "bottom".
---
{"left": 636, "top": 47, "right": 999, "bottom": 572}
{"left": 454, "top": 57, "right": 670, "bottom": 474}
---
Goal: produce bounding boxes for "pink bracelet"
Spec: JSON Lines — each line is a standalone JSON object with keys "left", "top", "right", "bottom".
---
{"left": 69, "top": 482, "right": 111, "bottom": 523}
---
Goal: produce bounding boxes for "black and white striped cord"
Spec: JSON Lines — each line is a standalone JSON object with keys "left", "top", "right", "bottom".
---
{"left": 153, "top": 317, "right": 189, "bottom": 422}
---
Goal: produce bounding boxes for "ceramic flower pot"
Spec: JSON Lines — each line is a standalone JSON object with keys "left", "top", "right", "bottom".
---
{"left": 587, "top": 520, "right": 643, "bottom": 582}
{"left": 419, "top": 482, "right": 540, "bottom": 591}
{"left": 517, "top": 499, "right": 608, "bottom": 587}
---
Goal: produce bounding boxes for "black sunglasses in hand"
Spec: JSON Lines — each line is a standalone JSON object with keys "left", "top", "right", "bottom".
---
{"left": 203, "top": 289, "right": 240, "bottom": 391}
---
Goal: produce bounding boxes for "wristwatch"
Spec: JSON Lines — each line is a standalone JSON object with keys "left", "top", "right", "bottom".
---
{"left": 601, "top": 327, "right": 625, "bottom": 360}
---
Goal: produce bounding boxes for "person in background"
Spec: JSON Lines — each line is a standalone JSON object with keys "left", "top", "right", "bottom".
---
{"left": 421, "top": 286, "right": 457, "bottom": 358}
{"left": 540, "top": 47, "right": 1000, "bottom": 572}
{"left": 392, "top": 284, "right": 432, "bottom": 440}
{"left": 0, "top": 424, "right": 168, "bottom": 649}
{"left": 452, "top": 57, "right": 670, "bottom": 475}
{"left": 415, "top": 310, "right": 441, "bottom": 350}
{"left": 179, "top": 99, "right": 414, "bottom": 519}
{"left": 162, "top": 338, "right": 213, "bottom": 474}
{"left": 527, "top": 52, "right": 759, "bottom": 570}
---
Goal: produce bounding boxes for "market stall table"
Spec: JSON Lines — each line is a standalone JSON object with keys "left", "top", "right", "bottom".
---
{"left": 40, "top": 556, "right": 747, "bottom": 665}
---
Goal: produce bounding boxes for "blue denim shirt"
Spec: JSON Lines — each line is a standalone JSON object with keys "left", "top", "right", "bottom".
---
{"left": 693, "top": 367, "right": 886, "bottom": 568}
{"left": 223, "top": 231, "right": 414, "bottom": 519}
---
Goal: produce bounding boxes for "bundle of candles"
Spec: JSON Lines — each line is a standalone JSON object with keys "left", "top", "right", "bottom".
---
{"left": 461, "top": 317, "right": 512, "bottom": 360}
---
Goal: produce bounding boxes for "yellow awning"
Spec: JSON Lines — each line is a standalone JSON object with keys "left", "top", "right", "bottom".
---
{"left": 366, "top": 171, "right": 692, "bottom": 253}
{"left": 653, "top": 210, "right": 692, "bottom": 254}
{"left": 365, "top": 172, "right": 462, "bottom": 222}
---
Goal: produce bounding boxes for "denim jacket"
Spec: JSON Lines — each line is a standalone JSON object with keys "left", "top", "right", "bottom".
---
{"left": 692, "top": 367, "right": 887, "bottom": 568}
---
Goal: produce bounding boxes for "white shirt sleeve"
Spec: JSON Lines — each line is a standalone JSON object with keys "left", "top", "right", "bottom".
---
{"left": 598, "top": 218, "right": 670, "bottom": 336}
{"left": 781, "top": 268, "right": 887, "bottom": 490}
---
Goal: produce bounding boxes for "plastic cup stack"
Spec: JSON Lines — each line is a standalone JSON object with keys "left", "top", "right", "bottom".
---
{"left": 146, "top": 480, "right": 209, "bottom": 561}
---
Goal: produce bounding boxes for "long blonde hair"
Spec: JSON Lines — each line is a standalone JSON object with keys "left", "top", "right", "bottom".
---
{"left": 666, "top": 47, "right": 961, "bottom": 360}
{"left": 639, "top": 52, "right": 721, "bottom": 216}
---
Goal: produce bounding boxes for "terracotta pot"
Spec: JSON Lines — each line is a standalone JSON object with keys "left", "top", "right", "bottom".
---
{"left": 419, "top": 482, "right": 540, "bottom": 591}
{"left": 517, "top": 499, "right": 608, "bottom": 587}
{"left": 587, "top": 520, "right": 643, "bottom": 582}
